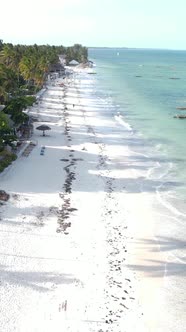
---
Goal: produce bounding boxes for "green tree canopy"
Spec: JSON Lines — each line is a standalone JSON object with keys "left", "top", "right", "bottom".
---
{"left": 3, "top": 96, "right": 35, "bottom": 125}
{"left": 0, "top": 111, "right": 16, "bottom": 148}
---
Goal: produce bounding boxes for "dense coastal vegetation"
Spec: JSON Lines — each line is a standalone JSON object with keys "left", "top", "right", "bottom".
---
{"left": 0, "top": 40, "right": 88, "bottom": 171}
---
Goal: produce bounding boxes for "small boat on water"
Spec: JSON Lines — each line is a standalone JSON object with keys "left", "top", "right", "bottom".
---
{"left": 173, "top": 115, "right": 186, "bottom": 119}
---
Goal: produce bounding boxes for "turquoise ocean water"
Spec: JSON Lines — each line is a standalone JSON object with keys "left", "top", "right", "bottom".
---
{"left": 87, "top": 48, "right": 186, "bottom": 330}
{"left": 89, "top": 48, "right": 186, "bottom": 220}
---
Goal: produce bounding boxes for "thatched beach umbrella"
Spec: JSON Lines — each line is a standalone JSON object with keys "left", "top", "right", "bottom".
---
{"left": 36, "top": 124, "right": 51, "bottom": 136}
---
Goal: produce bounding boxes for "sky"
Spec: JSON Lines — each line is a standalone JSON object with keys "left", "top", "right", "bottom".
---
{"left": 1, "top": 0, "right": 186, "bottom": 49}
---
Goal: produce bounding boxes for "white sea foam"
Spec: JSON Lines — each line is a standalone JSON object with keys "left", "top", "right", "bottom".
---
{"left": 114, "top": 113, "right": 133, "bottom": 131}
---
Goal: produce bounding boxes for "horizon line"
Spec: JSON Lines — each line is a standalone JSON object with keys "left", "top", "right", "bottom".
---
{"left": 88, "top": 46, "right": 186, "bottom": 51}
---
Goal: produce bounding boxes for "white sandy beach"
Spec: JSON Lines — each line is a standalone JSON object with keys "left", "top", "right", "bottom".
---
{"left": 0, "top": 71, "right": 171, "bottom": 331}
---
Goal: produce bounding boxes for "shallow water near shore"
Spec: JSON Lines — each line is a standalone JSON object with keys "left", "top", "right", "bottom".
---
{"left": 89, "top": 48, "right": 186, "bottom": 214}
{"left": 89, "top": 47, "right": 186, "bottom": 224}
{"left": 88, "top": 48, "right": 186, "bottom": 330}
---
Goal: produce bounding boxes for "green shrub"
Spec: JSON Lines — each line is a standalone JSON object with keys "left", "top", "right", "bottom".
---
{"left": 0, "top": 153, "right": 17, "bottom": 173}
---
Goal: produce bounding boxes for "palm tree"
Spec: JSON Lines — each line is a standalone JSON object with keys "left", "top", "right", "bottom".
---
{"left": 0, "top": 64, "right": 18, "bottom": 102}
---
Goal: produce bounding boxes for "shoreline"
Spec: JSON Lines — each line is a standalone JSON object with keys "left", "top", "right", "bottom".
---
{"left": 0, "top": 70, "right": 175, "bottom": 331}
